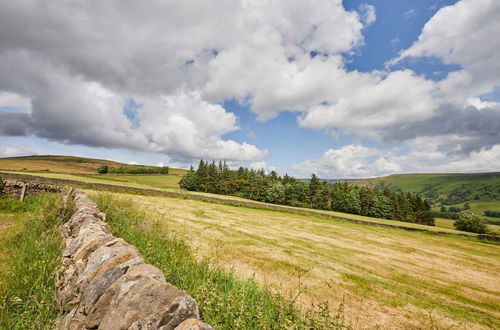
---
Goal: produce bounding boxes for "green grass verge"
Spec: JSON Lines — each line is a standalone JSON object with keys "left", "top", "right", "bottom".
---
{"left": 94, "top": 193, "right": 348, "bottom": 330}
{"left": 0, "top": 194, "right": 69, "bottom": 329}
{"left": 0, "top": 194, "right": 55, "bottom": 214}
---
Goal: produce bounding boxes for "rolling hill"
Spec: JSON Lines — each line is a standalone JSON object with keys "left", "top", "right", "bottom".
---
{"left": 0, "top": 155, "right": 124, "bottom": 174}
{"left": 0, "top": 155, "right": 187, "bottom": 175}
{"left": 355, "top": 172, "right": 500, "bottom": 222}
{"left": 0, "top": 155, "right": 187, "bottom": 191}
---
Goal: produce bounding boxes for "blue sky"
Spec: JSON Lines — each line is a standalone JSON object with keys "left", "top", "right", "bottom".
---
{"left": 0, "top": 0, "right": 499, "bottom": 178}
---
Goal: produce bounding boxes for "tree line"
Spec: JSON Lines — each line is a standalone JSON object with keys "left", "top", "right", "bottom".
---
{"left": 484, "top": 210, "right": 500, "bottom": 218}
{"left": 180, "top": 160, "right": 434, "bottom": 225}
{"left": 97, "top": 165, "right": 169, "bottom": 174}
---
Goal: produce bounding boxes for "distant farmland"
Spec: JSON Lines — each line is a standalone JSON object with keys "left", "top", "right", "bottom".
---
{"left": 353, "top": 173, "right": 500, "bottom": 223}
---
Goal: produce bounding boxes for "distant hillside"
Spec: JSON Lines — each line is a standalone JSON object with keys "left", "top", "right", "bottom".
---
{"left": 0, "top": 155, "right": 187, "bottom": 175}
{"left": 354, "top": 173, "right": 500, "bottom": 221}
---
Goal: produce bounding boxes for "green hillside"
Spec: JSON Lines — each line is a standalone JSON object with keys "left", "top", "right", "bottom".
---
{"left": 356, "top": 173, "right": 500, "bottom": 222}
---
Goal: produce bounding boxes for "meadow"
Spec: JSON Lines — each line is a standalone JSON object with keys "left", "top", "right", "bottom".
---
{"left": 0, "top": 194, "right": 67, "bottom": 329}
{"left": 91, "top": 191, "right": 500, "bottom": 329}
{"left": 0, "top": 170, "right": 183, "bottom": 191}
{"left": 0, "top": 155, "right": 120, "bottom": 174}
{"left": 5, "top": 168, "right": 500, "bottom": 235}
{"left": 0, "top": 155, "right": 187, "bottom": 177}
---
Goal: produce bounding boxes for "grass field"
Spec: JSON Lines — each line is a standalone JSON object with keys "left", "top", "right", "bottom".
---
{"left": 95, "top": 193, "right": 346, "bottom": 329}
{"left": 0, "top": 214, "right": 22, "bottom": 279}
{"left": 435, "top": 218, "right": 500, "bottom": 235}
{"left": 0, "top": 155, "right": 187, "bottom": 176}
{"left": 2, "top": 155, "right": 499, "bottom": 228}
{"left": 0, "top": 194, "right": 65, "bottom": 329}
{"left": 1, "top": 170, "right": 183, "bottom": 191}
{"left": 82, "top": 174, "right": 183, "bottom": 190}
{"left": 5, "top": 170, "right": 500, "bottom": 235}
{"left": 0, "top": 155, "right": 121, "bottom": 174}
{"left": 90, "top": 191, "right": 500, "bottom": 329}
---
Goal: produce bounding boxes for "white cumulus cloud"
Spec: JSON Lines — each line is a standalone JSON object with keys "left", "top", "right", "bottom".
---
{"left": 292, "top": 145, "right": 402, "bottom": 179}
{"left": 0, "top": 0, "right": 371, "bottom": 162}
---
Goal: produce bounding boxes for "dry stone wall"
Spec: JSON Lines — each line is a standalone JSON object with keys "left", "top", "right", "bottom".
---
{"left": 2, "top": 179, "right": 62, "bottom": 198}
{"left": 56, "top": 188, "right": 213, "bottom": 329}
{"left": 0, "top": 178, "right": 212, "bottom": 329}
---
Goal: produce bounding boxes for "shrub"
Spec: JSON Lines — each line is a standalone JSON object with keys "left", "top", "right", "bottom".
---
{"left": 97, "top": 165, "right": 109, "bottom": 174}
{"left": 453, "top": 213, "right": 489, "bottom": 234}
{"left": 414, "top": 211, "right": 435, "bottom": 226}
{"left": 109, "top": 165, "right": 169, "bottom": 174}
{"left": 0, "top": 174, "right": 3, "bottom": 193}
{"left": 484, "top": 210, "right": 500, "bottom": 218}
{"left": 431, "top": 211, "right": 460, "bottom": 220}
{"left": 179, "top": 171, "right": 198, "bottom": 191}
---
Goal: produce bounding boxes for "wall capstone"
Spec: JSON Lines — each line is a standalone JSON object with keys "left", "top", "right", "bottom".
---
{"left": 56, "top": 188, "right": 213, "bottom": 330}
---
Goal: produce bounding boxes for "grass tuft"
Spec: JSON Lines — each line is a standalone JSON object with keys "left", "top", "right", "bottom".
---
{"left": 0, "top": 195, "right": 52, "bottom": 214}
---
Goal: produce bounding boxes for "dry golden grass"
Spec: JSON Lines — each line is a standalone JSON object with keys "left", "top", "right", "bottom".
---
{"left": 0, "top": 170, "right": 182, "bottom": 192}
{"left": 0, "top": 156, "right": 188, "bottom": 176}
{"left": 0, "top": 158, "right": 98, "bottom": 173}
{"left": 435, "top": 218, "right": 500, "bottom": 235}
{"left": 94, "top": 192, "right": 500, "bottom": 329}
{"left": 6, "top": 169, "right": 498, "bottom": 235}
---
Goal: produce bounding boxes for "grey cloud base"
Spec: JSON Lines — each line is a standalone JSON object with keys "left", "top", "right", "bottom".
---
{"left": 383, "top": 105, "right": 500, "bottom": 154}
{"left": 0, "top": 112, "right": 32, "bottom": 136}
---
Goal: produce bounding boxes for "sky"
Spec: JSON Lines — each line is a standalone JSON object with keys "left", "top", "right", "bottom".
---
{"left": 0, "top": 0, "right": 499, "bottom": 178}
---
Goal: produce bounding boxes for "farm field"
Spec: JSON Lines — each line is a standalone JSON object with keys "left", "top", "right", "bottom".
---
{"left": 0, "top": 155, "right": 187, "bottom": 177}
{"left": 435, "top": 218, "right": 500, "bottom": 235}
{"left": 82, "top": 174, "right": 183, "bottom": 190}
{"left": 5, "top": 169, "right": 500, "bottom": 235}
{"left": 2, "top": 155, "right": 500, "bottom": 233}
{"left": 5, "top": 170, "right": 492, "bottom": 236}
{"left": 0, "top": 155, "right": 121, "bottom": 174}
{"left": 90, "top": 191, "right": 500, "bottom": 329}
{"left": 1, "top": 170, "right": 183, "bottom": 191}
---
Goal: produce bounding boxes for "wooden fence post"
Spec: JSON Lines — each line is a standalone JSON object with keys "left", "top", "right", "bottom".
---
{"left": 20, "top": 183, "right": 27, "bottom": 202}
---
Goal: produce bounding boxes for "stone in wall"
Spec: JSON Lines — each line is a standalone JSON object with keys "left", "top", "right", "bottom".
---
{"left": 56, "top": 189, "right": 213, "bottom": 330}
